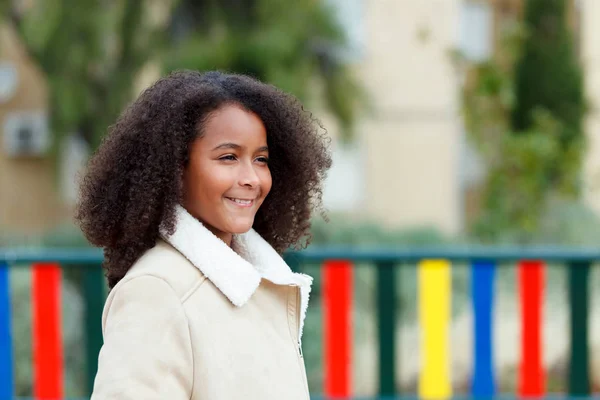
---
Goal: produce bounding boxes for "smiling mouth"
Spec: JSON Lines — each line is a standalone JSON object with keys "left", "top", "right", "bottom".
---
{"left": 226, "top": 197, "right": 255, "bottom": 207}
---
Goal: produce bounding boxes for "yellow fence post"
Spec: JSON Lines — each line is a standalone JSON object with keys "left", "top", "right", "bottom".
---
{"left": 419, "top": 259, "right": 451, "bottom": 400}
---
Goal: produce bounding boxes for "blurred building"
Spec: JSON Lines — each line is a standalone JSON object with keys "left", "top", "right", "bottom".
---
{"left": 323, "top": 0, "right": 475, "bottom": 234}
{"left": 0, "top": 24, "right": 64, "bottom": 235}
{"left": 581, "top": 0, "right": 600, "bottom": 216}
{"left": 322, "top": 0, "right": 600, "bottom": 236}
{"left": 1, "top": 0, "right": 599, "bottom": 239}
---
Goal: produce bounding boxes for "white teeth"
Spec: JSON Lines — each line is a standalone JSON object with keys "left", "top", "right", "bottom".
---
{"left": 230, "top": 198, "right": 252, "bottom": 205}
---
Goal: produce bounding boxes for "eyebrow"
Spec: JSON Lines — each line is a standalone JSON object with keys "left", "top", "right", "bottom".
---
{"left": 212, "top": 143, "right": 269, "bottom": 152}
{"left": 212, "top": 143, "right": 241, "bottom": 151}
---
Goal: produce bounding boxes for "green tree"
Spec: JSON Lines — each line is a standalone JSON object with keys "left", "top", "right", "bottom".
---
{"left": 1, "top": 0, "right": 362, "bottom": 153}
{"left": 164, "top": 0, "right": 363, "bottom": 140}
{"left": 512, "top": 0, "right": 585, "bottom": 195}
{"left": 1, "top": 0, "right": 176, "bottom": 151}
{"left": 462, "top": 0, "right": 585, "bottom": 243}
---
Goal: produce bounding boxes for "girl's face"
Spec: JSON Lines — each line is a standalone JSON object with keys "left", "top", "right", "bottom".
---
{"left": 182, "top": 104, "right": 272, "bottom": 245}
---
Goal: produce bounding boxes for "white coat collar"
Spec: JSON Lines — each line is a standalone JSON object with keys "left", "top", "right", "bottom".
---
{"left": 159, "top": 205, "right": 313, "bottom": 342}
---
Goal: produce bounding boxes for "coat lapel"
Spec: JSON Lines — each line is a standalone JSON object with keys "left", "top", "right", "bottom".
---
{"left": 160, "top": 205, "right": 313, "bottom": 342}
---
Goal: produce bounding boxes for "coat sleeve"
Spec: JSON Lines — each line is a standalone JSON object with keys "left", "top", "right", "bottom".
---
{"left": 91, "top": 276, "right": 193, "bottom": 399}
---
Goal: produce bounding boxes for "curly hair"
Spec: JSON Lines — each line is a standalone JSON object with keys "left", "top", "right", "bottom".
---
{"left": 75, "top": 70, "right": 332, "bottom": 288}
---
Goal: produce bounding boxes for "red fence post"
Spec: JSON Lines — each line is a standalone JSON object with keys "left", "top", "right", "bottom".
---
{"left": 518, "top": 260, "right": 544, "bottom": 397}
{"left": 323, "top": 260, "right": 352, "bottom": 398}
{"left": 33, "top": 263, "right": 63, "bottom": 399}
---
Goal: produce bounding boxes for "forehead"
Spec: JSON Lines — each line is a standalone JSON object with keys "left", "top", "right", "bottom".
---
{"left": 200, "top": 104, "right": 267, "bottom": 146}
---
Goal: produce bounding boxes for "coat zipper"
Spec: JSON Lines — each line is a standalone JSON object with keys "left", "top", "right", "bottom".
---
{"left": 294, "top": 286, "right": 310, "bottom": 399}
{"left": 296, "top": 288, "right": 303, "bottom": 358}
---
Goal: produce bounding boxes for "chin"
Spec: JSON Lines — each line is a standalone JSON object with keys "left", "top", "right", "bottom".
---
{"left": 228, "top": 220, "right": 255, "bottom": 234}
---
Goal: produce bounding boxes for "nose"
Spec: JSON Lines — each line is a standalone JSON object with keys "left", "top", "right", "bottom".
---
{"left": 239, "top": 161, "right": 260, "bottom": 188}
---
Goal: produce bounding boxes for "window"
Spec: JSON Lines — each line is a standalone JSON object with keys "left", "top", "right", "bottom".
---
{"left": 322, "top": 142, "right": 365, "bottom": 212}
{"left": 326, "top": 0, "right": 365, "bottom": 62}
{"left": 459, "top": 1, "right": 493, "bottom": 62}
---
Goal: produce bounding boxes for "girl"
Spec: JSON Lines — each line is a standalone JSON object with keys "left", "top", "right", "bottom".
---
{"left": 76, "top": 70, "right": 331, "bottom": 399}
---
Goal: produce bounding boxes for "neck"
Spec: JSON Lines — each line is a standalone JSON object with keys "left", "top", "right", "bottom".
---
{"left": 218, "top": 232, "right": 233, "bottom": 247}
{"left": 182, "top": 207, "right": 233, "bottom": 247}
{"left": 204, "top": 225, "right": 232, "bottom": 247}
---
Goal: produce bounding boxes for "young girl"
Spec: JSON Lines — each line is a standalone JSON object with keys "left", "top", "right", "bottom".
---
{"left": 75, "top": 70, "right": 331, "bottom": 399}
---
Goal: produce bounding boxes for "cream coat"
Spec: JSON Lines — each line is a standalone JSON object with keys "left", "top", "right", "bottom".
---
{"left": 91, "top": 205, "right": 313, "bottom": 399}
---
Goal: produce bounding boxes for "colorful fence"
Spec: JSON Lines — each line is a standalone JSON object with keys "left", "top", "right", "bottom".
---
{"left": 0, "top": 246, "right": 598, "bottom": 399}
{"left": 287, "top": 247, "right": 598, "bottom": 399}
{"left": 0, "top": 251, "right": 104, "bottom": 399}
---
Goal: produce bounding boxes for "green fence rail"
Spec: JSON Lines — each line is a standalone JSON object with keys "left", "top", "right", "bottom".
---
{"left": 0, "top": 245, "right": 598, "bottom": 398}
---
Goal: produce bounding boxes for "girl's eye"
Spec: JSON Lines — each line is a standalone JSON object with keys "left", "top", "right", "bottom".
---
{"left": 219, "top": 155, "right": 237, "bottom": 161}
{"left": 256, "top": 156, "right": 269, "bottom": 164}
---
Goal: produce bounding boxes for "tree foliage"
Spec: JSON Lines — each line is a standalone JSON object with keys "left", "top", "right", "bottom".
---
{"left": 1, "top": 0, "right": 361, "bottom": 155}
{"left": 461, "top": 0, "right": 585, "bottom": 243}
{"left": 512, "top": 0, "right": 585, "bottom": 195}
{"left": 164, "top": 0, "right": 363, "bottom": 139}
{"left": 2, "top": 0, "right": 175, "bottom": 150}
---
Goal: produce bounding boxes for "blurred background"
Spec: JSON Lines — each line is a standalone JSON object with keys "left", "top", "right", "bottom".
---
{"left": 1, "top": 0, "right": 600, "bottom": 398}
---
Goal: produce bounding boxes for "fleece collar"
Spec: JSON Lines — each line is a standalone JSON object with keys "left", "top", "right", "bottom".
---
{"left": 159, "top": 205, "right": 313, "bottom": 342}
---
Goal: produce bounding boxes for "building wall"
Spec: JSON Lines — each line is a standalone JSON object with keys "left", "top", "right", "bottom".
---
{"left": 581, "top": 0, "right": 600, "bottom": 214}
{"left": 358, "top": 0, "right": 462, "bottom": 234}
{"left": 0, "top": 25, "right": 63, "bottom": 235}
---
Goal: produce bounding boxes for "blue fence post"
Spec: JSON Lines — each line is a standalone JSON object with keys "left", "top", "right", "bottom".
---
{"left": 471, "top": 260, "right": 496, "bottom": 397}
{"left": 0, "top": 262, "right": 13, "bottom": 399}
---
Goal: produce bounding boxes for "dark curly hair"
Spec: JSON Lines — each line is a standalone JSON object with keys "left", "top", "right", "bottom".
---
{"left": 75, "top": 70, "right": 331, "bottom": 288}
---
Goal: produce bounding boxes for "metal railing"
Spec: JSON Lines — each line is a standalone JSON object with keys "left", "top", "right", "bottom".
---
{"left": 0, "top": 245, "right": 598, "bottom": 399}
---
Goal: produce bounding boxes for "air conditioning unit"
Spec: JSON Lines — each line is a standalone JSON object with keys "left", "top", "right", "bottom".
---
{"left": 3, "top": 111, "right": 50, "bottom": 157}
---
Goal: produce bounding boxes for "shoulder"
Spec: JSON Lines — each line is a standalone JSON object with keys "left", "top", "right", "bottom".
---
{"left": 100, "top": 240, "right": 208, "bottom": 334}
{"left": 113, "top": 239, "right": 207, "bottom": 302}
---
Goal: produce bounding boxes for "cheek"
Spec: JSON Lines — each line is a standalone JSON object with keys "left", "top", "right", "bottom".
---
{"left": 185, "top": 165, "right": 228, "bottom": 202}
{"left": 202, "top": 172, "right": 233, "bottom": 200}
